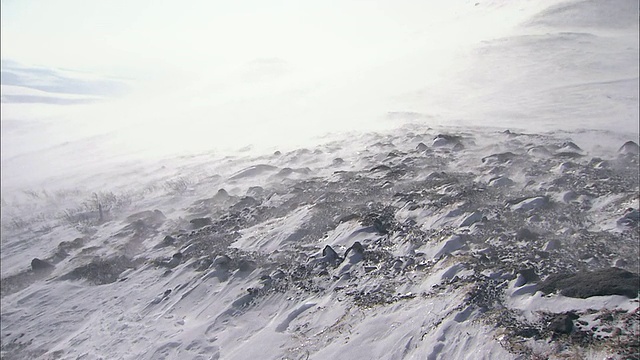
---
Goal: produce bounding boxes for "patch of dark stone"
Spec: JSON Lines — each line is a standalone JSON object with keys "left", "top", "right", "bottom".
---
{"left": 57, "top": 238, "right": 85, "bottom": 253}
{"left": 125, "top": 210, "right": 166, "bottom": 228}
{"left": 369, "top": 165, "right": 391, "bottom": 173}
{"left": 229, "top": 196, "right": 261, "bottom": 212}
{"left": 618, "top": 140, "right": 639, "bottom": 155}
{"left": 547, "top": 312, "right": 579, "bottom": 337}
{"left": 59, "top": 256, "right": 138, "bottom": 285}
{"left": 31, "top": 258, "right": 54, "bottom": 272}
{"left": 481, "top": 152, "right": 517, "bottom": 164}
{"left": 617, "top": 208, "right": 639, "bottom": 227}
{"left": 537, "top": 267, "right": 639, "bottom": 298}
{"left": 190, "top": 217, "right": 212, "bottom": 229}
{"left": 154, "top": 235, "right": 176, "bottom": 249}
{"left": 554, "top": 152, "right": 585, "bottom": 159}
{"left": 515, "top": 228, "right": 539, "bottom": 241}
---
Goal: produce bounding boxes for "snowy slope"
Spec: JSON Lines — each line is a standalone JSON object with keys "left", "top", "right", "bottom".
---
{"left": 1, "top": 1, "right": 639, "bottom": 359}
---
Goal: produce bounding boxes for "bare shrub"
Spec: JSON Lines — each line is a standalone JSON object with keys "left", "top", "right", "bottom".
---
{"left": 164, "top": 177, "right": 191, "bottom": 195}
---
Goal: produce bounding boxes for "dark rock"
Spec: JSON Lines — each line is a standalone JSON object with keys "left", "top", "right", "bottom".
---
{"left": 271, "top": 269, "right": 286, "bottom": 279}
{"left": 548, "top": 312, "right": 578, "bottom": 334}
{"left": 61, "top": 256, "right": 135, "bottom": 285}
{"left": 230, "top": 196, "right": 260, "bottom": 211}
{"left": 190, "top": 217, "right": 212, "bottom": 229}
{"left": 432, "top": 134, "right": 462, "bottom": 147}
{"left": 345, "top": 242, "right": 364, "bottom": 259}
{"left": 246, "top": 186, "right": 265, "bottom": 198}
{"left": 154, "top": 235, "right": 176, "bottom": 249}
{"left": 125, "top": 210, "right": 166, "bottom": 227}
{"left": 560, "top": 141, "right": 582, "bottom": 152}
{"left": 537, "top": 267, "right": 639, "bottom": 298}
{"left": 516, "top": 228, "right": 539, "bottom": 241}
{"left": 515, "top": 268, "right": 539, "bottom": 286}
{"left": 416, "top": 142, "right": 428, "bottom": 151}
{"left": 213, "top": 188, "right": 230, "bottom": 200}
{"left": 515, "top": 327, "right": 540, "bottom": 338}
{"left": 195, "top": 258, "right": 213, "bottom": 272}
{"left": 277, "top": 167, "right": 294, "bottom": 176}
{"left": 322, "top": 245, "right": 340, "bottom": 263}
{"left": 617, "top": 208, "right": 639, "bottom": 227}
{"left": 213, "top": 255, "right": 232, "bottom": 268}
{"left": 370, "top": 165, "right": 391, "bottom": 172}
{"left": 333, "top": 157, "right": 345, "bottom": 165}
{"left": 482, "top": 152, "right": 516, "bottom": 164}
{"left": 238, "top": 259, "right": 257, "bottom": 272}
{"left": 338, "top": 214, "right": 360, "bottom": 223}
{"left": 618, "top": 140, "right": 639, "bottom": 155}
{"left": 273, "top": 150, "right": 282, "bottom": 156}
{"left": 58, "top": 238, "right": 84, "bottom": 252}
{"left": 31, "top": 258, "right": 54, "bottom": 272}
{"left": 554, "top": 152, "right": 584, "bottom": 159}
{"left": 373, "top": 218, "right": 390, "bottom": 234}
{"left": 166, "top": 253, "right": 183, "bottom": 268}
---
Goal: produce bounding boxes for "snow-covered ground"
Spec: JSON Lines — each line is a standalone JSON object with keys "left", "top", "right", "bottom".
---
{"left": 1, "top": 0, "right": 638, "bottom": 359}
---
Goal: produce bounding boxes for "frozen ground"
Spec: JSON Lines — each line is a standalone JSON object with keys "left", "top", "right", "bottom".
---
{"left": 1, "top": 0, "right": 639, "bottom": 359}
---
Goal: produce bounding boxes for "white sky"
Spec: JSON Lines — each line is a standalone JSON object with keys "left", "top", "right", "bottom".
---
{"left": 3, "top": 0, "right": 636, "bottom": 191}
{"left": 3, "top": 1, "right": 517, "bottom": 155}
{"left": 1, "top": 1, "right": 532, "bottom": 85}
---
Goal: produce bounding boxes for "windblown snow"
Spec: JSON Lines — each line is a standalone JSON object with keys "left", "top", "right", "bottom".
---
{"left": 1, "top": 1, "right": 638, "bottom": 359}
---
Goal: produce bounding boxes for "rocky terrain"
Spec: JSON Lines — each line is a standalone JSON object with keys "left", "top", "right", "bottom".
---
{"left": 1, "top": 125, "right": 638, "bottom": 359}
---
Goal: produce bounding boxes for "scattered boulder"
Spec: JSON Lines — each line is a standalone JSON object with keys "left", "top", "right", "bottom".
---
{"left": 516, "top": 228, "right": 539, "bottom": 241}
{"left": 31, "top": 258, "right": 54, "bottom": 272}
{"left": 338, "top": 214, "right": 360, "bottom": 223}
{"left": 528, "top": 146, "right": 552, "bottom": 157}
{"left": 213, "top": 189, "right": 231, "bottom": 201}
{"left": 537, "top": 267, "right": 639, "bottom": 298}
{"left": 237, "top": 259, "right": 257, "bottom": 272}
{"left": 547, "top": 312, "right": 579, "bottom": 335}
{"left": 230, "top": 196, "right": 260, "bottom": 211}
{"left": 125, "top": 210, "right": 166, "bottom": 227}
{"left": 166, "top": 253, "right": 183, "bottom": 268}
{"left": 195, "top": 258, "right": 213, "bottom": 272}
{"left": 543, "top": 239, "right": 562, "bottom": 251}
{"left": 508, "top": 196, "right": 549, "bottom": 211}
{"left": 459, "top": 211, "right": 483, "bottom": 227}
{"left": 482, "top": 152, "right": 517, "bottom": 164}
{"left": 432, "top": 134, "right": 462, "bottom": 147}
{"left": 246, "top": 186, "right": 265, "bottom": 198}
{"left": 154, "top": 235, "right": 176, "bottom": 249}
{"left": 213, "top": 255, "right": 232, "bottom": 268}
{"left": 554, "top": 152, "right": 584, "bottom": 159}
{"left": 416, "top": 142, "right": 428, "bottom": 151}
{"left": 344, "top": 242, "right": 364, "bottom": 262}
{"left": 61, "top": 256, "right": 136, "bottom": 285}
{"left": 488, "top": 176, "right": 515, "bottom": 187}
{"left": 322, "top": 245, "right": 340, "bottom": 264}
{"left": 190, "top": 217, "right": 212, "bottom": 229}
{"left": 58, "top": 238, "right": 84, "bottom": 253}
{"left": 434, "top": 235, "right": 466, "bottom": 258}
{"left": 370, "top": 165, "right": 391, "bottom": 172}
{"left": 618, "top": 141, "right": 639, "bottom": 155}
{"left": 617, "top": 208, "right": 639, "bottom": 227}
{"left": 515, "top": 268, "right": 539, "bottom": 287}
{"left": 557, "top": 141, "right": 582, "bottom": 153}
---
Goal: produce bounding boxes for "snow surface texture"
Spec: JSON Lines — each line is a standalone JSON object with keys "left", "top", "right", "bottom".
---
{"left": 1, "top": 0, "right": 639, "bottom": 359}
{"left": 1, "top": 125, "right": 638, "bottom": 359}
